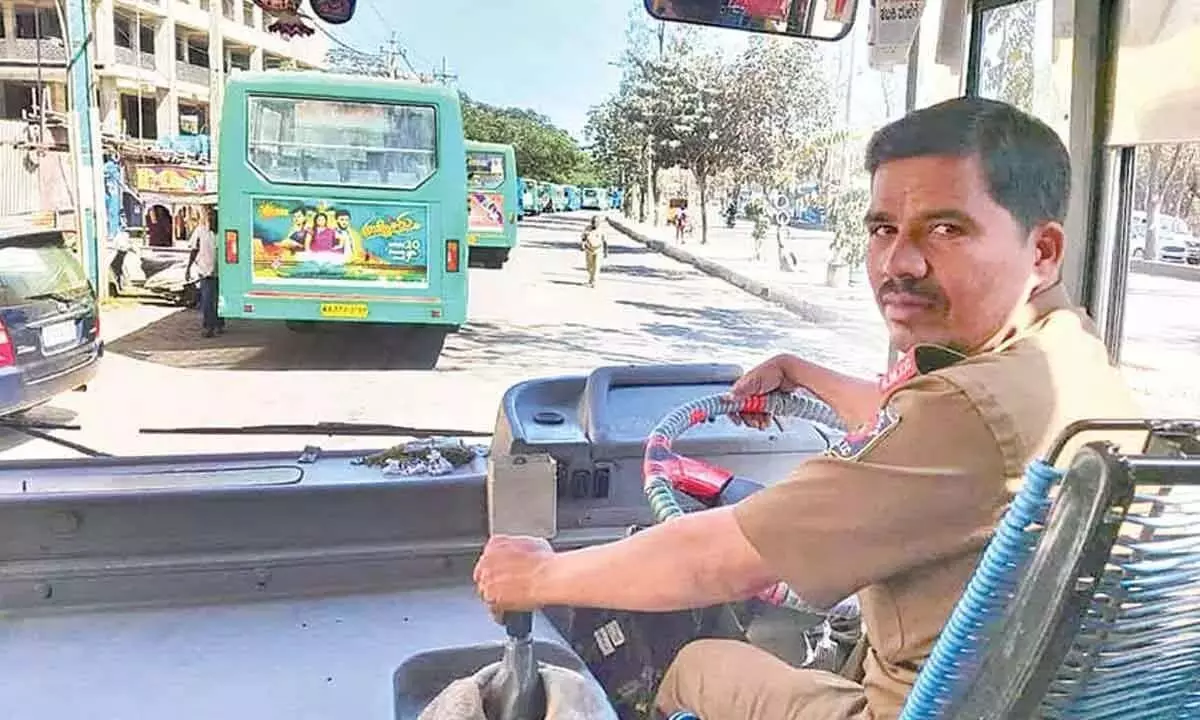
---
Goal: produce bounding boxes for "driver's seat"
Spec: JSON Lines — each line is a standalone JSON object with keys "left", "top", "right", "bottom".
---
{"left": 671, "top": 419, "right": 1200, "bottom": 720}
{"left": 896, "top": 419, "right": 1200, "bottom": 719}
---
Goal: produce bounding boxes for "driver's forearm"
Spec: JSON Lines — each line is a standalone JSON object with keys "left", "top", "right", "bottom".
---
{"left": 534, "top": 508, "right": 775, "bottom": 612}
{"left": 784, "top": 355, "right": 880, "bottom": 428}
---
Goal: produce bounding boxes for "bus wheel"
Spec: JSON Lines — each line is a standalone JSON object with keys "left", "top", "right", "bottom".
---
{"left": 486, "top": 250, "right": 509, "bottom": 269}
{"left": 286, "top": 320, "right": 319, "bottom": 333}
{"left": 403, "top": 326, "right": 449, "bottom": 370}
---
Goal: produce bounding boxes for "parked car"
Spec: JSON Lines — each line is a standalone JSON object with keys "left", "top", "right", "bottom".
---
{"left": 1130, "top": 210, "right": 1193, "bottom": 263}
{"left": 0, "top": 227, "right": 102, "bottom": 417}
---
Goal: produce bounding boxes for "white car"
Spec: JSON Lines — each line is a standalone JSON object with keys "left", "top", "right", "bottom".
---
{"left": 1130, "top": 210, "right": 1193, "bottom": 264}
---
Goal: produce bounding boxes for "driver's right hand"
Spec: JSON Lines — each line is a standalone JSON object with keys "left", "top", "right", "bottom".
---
{"left": 726, "top": 354, "right": 802, "bottom": 430}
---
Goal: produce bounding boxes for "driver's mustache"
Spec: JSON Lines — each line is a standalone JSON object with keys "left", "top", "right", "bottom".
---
{"left": 877, "top": 276, "right": 943, "bottom": 303}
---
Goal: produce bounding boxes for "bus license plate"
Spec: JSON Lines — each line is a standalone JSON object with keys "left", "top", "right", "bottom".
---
{"left": 41, "top": 320, "right": 78, "bottom": 349}
{"left": 320, "top": 303, "right": 368, "bottom": 319}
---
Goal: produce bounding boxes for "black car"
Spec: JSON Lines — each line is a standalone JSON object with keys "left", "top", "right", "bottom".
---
{"left": 0, "top": 228, "right": 103, "bottom": 417}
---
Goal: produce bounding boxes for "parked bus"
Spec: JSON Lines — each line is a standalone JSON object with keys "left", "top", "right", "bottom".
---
{"left": 536, "top": 182, "right": 554, "bottom": 213}
{"left": 580, "top": 187, "right": 604, "bottom": 210}
{"left": 565, "top": 185, "right": 581, "bottom": 211}
{"left": 550, "top": 184, "right": 568, "bottom": 212}
{"left": 518, "top": 178, "right": 537, "bottom": 218}
{"left": 216, "top": 70, "right": 468, "bottom": 367}
{"left": 465, "top": 140, "right": 519, "bottom": 269}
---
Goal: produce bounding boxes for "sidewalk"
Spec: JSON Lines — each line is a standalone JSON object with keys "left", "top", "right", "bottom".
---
{"left": 609, "top": 212, "right": 892, "bottom": 377}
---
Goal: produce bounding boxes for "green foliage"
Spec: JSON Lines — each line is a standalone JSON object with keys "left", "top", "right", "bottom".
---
{"left": 585, "top": 22, "right": 837, "bottom": 242}
{"left": 460, "top": 94, "right": 593, "bottom": 184}
{"left": 828, "top": 186, "right": 871, "bottom": 268}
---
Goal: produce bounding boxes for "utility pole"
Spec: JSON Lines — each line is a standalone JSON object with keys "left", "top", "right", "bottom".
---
{"left": 431, "top": 56, "right": 457, "bottom": 85}
{"left": 62, "top": 0, "right": 107, "bottom": 291}
{"left": 383, "top": 32, "right": 401, "bottom": 78}
{"left": 209, "top": 0, "right": 224, "bottom": 172}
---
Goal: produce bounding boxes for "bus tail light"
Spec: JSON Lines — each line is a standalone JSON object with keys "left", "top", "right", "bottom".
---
{"left": 446, "top": 240, "right": 461, "bottom": 272}
{"left": 0, "top": 318, "right": 14, "bottom": 368}
{"left": 225, "top": 230, "right": 239, "bottom": 264}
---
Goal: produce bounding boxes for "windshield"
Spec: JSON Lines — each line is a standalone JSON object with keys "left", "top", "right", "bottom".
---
{"left": 0, "top": 236, "right": 90, "bottom": 306}
{"left": 467, "top": 152, "right": 506, "bottom": 190}
{"left": 4, "top": 0, "right": 1196, "bottom": 467}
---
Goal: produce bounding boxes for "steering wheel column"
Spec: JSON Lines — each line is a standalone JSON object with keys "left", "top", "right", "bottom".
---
{"left": 643, "top": 391, "right": 861, "bottom": 621}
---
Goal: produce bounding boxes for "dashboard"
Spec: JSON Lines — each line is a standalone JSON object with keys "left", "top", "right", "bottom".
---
{"left": 0, "top": 363, "right": 837, "bottom": 720}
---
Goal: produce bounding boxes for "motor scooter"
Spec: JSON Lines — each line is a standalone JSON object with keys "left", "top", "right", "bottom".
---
{"left": 108, "top": 231, "right": 199, "bottom": 308}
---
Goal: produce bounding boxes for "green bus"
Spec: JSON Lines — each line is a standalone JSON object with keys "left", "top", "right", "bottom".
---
{"left": 465, "top": 140, "right": 518, "bottom": 269}
{"left": 216, "top": 70, "right": 468, "bottom": 366}
{"left": 518, "top": 177, "right": 538, "bottom": 218}
{"left": 550, "top": 183, "right": 568, "bottom": 213}
{"left": 580, "top": 186, "right": 604, "bottom": 210}
{"left": 536, "top": 182, "right": 553, "bottom": 213}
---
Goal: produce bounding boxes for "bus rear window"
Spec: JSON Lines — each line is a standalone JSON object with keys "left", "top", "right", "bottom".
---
{"left": 247, "top": 97, "right": 437, "bottom": 190}
{"left": 467, "top": 152, "right": 505, "bottom": 190}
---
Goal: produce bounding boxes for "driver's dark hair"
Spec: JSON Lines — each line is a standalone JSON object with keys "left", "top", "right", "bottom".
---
{"left": 864, "top": 97, "right": 1071, "bottom": 234}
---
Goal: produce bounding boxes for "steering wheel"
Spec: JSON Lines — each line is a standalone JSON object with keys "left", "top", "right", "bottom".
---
{"left": 642, "top": 390, "right": 861, "bottom": 620}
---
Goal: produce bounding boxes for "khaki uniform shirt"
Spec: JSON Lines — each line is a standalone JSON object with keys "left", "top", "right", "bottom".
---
{"left": 656, "top": 285, "right": 1143, "bottom": 720}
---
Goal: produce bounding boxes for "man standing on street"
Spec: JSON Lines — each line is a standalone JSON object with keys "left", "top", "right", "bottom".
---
{"left": 187, "top": 207, "right": 223, "bottom": 338}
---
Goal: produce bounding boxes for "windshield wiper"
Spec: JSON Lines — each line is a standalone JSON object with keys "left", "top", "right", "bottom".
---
{"left": 139, "top": 421, "right": 493, "bottom": 438}
{"left": 24, "top": 291, "right": 77, "bottom": 304}
{"left": 0, "top": 418, "right": 82, "bottom": 431}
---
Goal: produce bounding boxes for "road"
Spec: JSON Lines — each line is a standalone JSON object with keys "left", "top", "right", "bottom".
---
{"left": 0, "top": 212, "right": 854, "bottom": 461}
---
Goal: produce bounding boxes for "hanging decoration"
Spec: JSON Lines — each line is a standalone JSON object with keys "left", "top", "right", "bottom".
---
{"left": 310, "top": 0, "right": 357, "bottom": 24}
{"left": 252, "top": 0, "right": 315, "bottom": 38}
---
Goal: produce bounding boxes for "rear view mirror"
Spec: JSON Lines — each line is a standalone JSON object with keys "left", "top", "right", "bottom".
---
{"left": 644, "top": 0, "right": 857, "bottom": 41}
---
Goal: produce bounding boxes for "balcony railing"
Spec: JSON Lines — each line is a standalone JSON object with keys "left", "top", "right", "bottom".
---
{"left": 1, "top": 38, "right": 68, "bottom": 63}
{"left": 174, "top": 61, "right": 210, "bottom": 85}
{"left": 114, "top": 46, "right": 159, "bottom": 70}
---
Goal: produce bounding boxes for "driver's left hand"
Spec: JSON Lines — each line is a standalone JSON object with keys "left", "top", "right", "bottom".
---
{"left": 474, "top": 535, "right": 555, "bottom": 615}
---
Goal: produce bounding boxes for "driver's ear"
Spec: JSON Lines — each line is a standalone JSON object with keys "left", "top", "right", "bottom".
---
{"left": 1029, "top": 221, "right": 1065, "bottom": 287}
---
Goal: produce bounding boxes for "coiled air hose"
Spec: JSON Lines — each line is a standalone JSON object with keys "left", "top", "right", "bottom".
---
{"left": 642, "top": 391, "right": 860, "bottom": 619}
{"left": 897, "top": 459, "right": 1062, "bottom": 719}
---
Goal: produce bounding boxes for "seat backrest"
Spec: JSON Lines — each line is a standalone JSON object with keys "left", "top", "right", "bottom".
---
{"left": 898, "top": 420, "right": 1200, "bottom": 720}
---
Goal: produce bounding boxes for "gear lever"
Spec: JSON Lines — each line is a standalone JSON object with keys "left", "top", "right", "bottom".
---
{"left": 483, "top": 453, "right": 556, "bottom": 719}
{"left": 482, "top": 611, "right": 546, "bottom": 720}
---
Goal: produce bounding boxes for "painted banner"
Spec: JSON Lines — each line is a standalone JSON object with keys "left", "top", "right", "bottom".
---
{"left": 251, "top": 198, "right": 429, "bottom": 286}
{"left": 468, "top": 191, "right": 505, "bottom": 234}
{"left": 133, "top": 165, "right": 216, "bottom": 194}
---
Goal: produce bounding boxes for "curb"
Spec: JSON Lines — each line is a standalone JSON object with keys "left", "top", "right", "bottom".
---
{"left": 608, "top": 217, "right": 841, "bottom": 324}
{"left": 1130, "top": 258, "right": 1200, "bottom": 283}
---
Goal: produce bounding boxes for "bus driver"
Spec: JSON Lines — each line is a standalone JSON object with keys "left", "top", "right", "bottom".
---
{"left": 473, "top": 97, "right": 1142, "bottom": 719}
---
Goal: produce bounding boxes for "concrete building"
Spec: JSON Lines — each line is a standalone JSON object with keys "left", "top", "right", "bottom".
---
{"left": 0, "top": 0, "right": 328, "bottom": 139}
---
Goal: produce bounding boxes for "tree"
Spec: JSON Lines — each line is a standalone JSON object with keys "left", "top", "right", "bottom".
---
{"left": 620, "top": 46, "right": 741, "bottom": 242}
{"left": 325, "top": 46, "right": 393, "bottom": 77}
{"left": 584, "top": 96, "right": 650, "bottom": 220}
{"left": 460, "top": 94, "right": 592, "bottom": 183}
{"left": 727, "top": 36, "right": 836, "bottom": 265}
{"left": 978, "top": 1, "right": 1036, "bottom": 113}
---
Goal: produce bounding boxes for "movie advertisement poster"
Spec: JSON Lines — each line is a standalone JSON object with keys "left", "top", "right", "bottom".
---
{"left": 251, "top": 198, "right": 429, "bottom": 286}
{"left": 468, "top": 191, "right": 505, "bottom": 235}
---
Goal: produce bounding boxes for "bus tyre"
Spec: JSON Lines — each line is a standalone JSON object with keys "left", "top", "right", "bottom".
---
{"left": 486, "top": 249, "right": 510, "bottom": 269}
{"left": 404, "top": 326, "right": 449, "bottom": 370}
{"left": 286, "top": 320, "right": 318, "bottom": 333}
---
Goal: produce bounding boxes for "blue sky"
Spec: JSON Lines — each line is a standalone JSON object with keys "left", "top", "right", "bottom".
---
{"left": 333, "top": 0, "right": 637, "bottom": 140}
